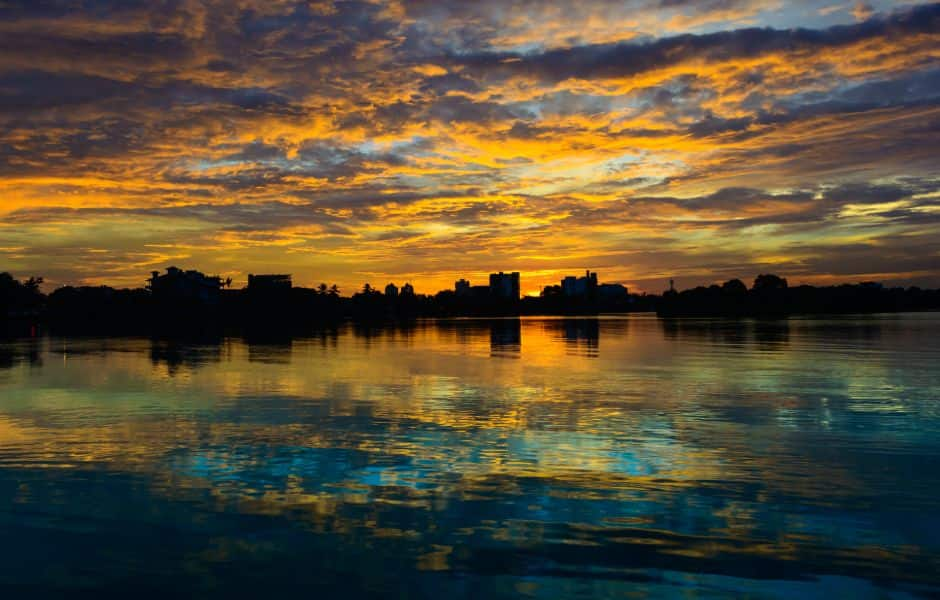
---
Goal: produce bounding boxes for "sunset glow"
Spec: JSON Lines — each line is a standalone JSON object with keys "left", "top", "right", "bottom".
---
{"left": 1, "top": 1, "right": 938, "bottom": 294}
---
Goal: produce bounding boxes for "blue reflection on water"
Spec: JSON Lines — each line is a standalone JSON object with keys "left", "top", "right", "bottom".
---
{"left": 1, "top": 314, "right": 939, "bottom": 598}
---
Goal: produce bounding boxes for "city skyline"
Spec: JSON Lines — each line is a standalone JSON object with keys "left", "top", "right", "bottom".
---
{"left": 1, "top": 1, "right": 939, "bottom": 295}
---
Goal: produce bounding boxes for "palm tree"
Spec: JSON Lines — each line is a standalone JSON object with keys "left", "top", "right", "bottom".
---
{"left": 318, "top": 283, "right": 328, "bottom": 295}
{"left": 24, "top": 277, "right": 44, "bottom": 292}
{"left": 328, "top": 284, "right": 339, "bottom": 297}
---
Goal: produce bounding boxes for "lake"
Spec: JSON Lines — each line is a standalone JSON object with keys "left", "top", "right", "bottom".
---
{"left": 1, "top": 314, "right": 939, "bottom": 598}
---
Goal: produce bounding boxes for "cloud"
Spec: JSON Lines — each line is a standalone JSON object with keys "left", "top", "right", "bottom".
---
{"left": 852, "top": 2, "right": 875, "bottom": 21}
{"left": 455, "top": 4, "right": 939, "bottom": 84}
{"left": 0, "top": 0, "right": 938, "bottom": 291}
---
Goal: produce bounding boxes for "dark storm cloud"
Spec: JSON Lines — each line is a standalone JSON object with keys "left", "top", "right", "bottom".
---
{"left": 785, "top": 233, "right": 940, "bottom": 278}
{"left": 0, "top": 30, "right": 192, "bottom": 67}
{"left": 821, "top": 180, "right": 936, "bottom": 206}
{"left": 0, "top": 117, "right": 148, "bottom": 175}
{"left": 500, "top": 121, "right": 582, "bottom": 140}
{"left": 544, "top": 179, "right": 940, "bottom": 232}
{"left": 419, "top": 73, "right": 483, "bottom": 96}
{"left": 396, "top": 0, "right": 761, "bottom": 51}
{"left": 371, "top": 95, "right": 533, "bottom": 129}
{"left": 288, "top": 188, "right": 478, "bottom": 213}
{"left": 1, "top": 185, "right": 481, "bottom": 231}
{"left": 168, "top": 138, "right": 438, "bottom": 185}
{"left": 0, "top": 0, "right": 182, "bottom": 19}
{"left": 0, "top": 71, "right": 134, "bottom": 111}
{"left": 686, "top": 68, "right": 940, "bottom": 139}
{"left": 1, "top": 200, "right": 341, "bottom": 232}
{"left": 455, "top": 3, "right": 940, "bottom": 83}
{"left": 218, "top": 141, "right": 287, "bottom": 163}
{"left": 161, "top": 167, "right": 289, "bottom": 191}
{"left": 0, "top": 70, "right": 296, "bottom": 116}
{"left": 294, "top": 141, "right": 406, "bottom": 181}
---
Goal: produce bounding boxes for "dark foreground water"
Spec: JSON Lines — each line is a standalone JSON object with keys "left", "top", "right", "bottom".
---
{"left": 1, "top": 314, "right": 939, "bottom": 598}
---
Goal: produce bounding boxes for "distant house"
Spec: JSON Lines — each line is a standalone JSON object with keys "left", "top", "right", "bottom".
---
{"left": 247, "top": 274, "right": 292, "bottom": 293}
{"left": 489, "top": 272, "right": 520, "bottom": 301}
{"left": 385, "top": 283, "right": 399, "bottom": 298}
{"left": 149, "top": 267, "right": 222, "bottom": 305}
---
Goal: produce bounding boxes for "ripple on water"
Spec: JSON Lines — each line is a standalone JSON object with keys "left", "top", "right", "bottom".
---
{"left": 1, "top": 315, "right": 939, "bottom": 597}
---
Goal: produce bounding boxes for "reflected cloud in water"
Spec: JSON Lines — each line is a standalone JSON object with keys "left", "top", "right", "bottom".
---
{"left": 1, "top": 315, "right": 939, "bottom": 597}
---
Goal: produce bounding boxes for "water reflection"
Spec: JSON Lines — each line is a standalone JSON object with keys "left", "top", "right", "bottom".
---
{"left": 1, "top": 315, "right": 939, "bottom": 597}
{"left": 559, "top": 318, "right": 600, "bottom": 357}
{"left": 753, "top": 319, "right": 789, "bottom": 350}
{"left": 490, "top": 319, "right": 521, "bottom": 358}
{"left": 150, "top": 338, "right": 223, "bottom": 374}
{"left": 246, "top": 338, "right": 294, "bottom": 364}
{"left": 0, "top": 338, "right": 41, "bottom": 371}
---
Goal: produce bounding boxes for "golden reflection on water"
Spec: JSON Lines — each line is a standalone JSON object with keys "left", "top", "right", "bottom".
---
{"left": 1, "top": 315, "right": 940, "bottom": 595}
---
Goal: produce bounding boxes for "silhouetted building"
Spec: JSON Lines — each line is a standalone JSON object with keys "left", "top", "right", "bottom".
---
{"left": 13, "top": 265, "right": 940, "bottom": 332}
{"left": 149, "top": 267, "right": 222, "bottom": 305}
{"left": 455, "top": 279, "right": 471, "bottom": 297}
{"left": 489, "top": 271, "right": 520, "bottom": 301}
{"left": 470, "top": 285, "right": 490, "bottom": 299}
{"left": 598, "top": 283, "right": 628, "bottom": 299}
{"left": 247, "top": 274, "right": 292, "bottom": 292}
{"left": 562, "top": 270, "right": 598, "bottom": 298}
{"left": 385, "top": 283, "right": 399, "bottom": 298}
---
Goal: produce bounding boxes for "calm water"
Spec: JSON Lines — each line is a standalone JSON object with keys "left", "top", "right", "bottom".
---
{"left": 1, "top": 315, "right": 939, "bottom": 598}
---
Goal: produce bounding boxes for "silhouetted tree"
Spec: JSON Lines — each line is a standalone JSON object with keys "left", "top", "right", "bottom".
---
{"left": 47, "top": 285, "right": 151, "bottom": 334}
{"left": 753, "top": 274, "right": 788, "bottom": 291}
{"left": 0, "top": 273, "right": 46, "bottom": 320}
{"left": 721, "top": 279, "right": 748, "bottom": 294}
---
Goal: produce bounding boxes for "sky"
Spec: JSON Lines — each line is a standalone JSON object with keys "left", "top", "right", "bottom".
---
{"left": 0, "top": 0, "right": 938, "bottom": 295}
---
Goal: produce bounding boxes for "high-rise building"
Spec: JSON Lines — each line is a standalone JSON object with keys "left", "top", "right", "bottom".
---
{"left": 489, "top": 271, "right": 520, "bottom": 301}
{"left": 385, "top": 283, "right": 399, "bottom": 297}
